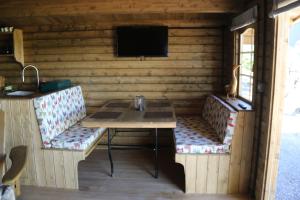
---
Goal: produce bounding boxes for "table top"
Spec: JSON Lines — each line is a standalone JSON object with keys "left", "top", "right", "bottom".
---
{"left": 82, "top": 100, "right": 177, "bottom": 128}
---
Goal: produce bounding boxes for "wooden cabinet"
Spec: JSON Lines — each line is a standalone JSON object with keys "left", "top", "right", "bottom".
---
{"left": 0, "top": 29, "right": 24, "bottom": 67}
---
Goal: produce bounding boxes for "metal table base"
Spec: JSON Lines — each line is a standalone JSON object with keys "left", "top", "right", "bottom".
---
{"left": 107, "top": 128, "right": 159, "bottom": 178}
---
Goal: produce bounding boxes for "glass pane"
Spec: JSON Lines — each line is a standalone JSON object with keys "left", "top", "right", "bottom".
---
{"left": 239, "top": 74, "right": 253, "bottom": 102}
{"left": 238, "top": 27, "right": 255, "bottom": 102}
{"left": 240, "top": 28, "right": 255, "bottom": 52}
{"left": 240, "top": 53, "right": 254, "bottom": 74}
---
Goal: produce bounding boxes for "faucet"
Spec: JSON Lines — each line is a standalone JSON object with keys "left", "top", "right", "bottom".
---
{"left": 22, "top": 65, "right": 40, "bottom": 89}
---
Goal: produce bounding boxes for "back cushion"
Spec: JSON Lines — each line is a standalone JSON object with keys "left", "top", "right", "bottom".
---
{"left": 202, "top": 95, "right": 238, "bottom": 145}
{"left": 34, "top": 86, "right": 86, "bottom": 148}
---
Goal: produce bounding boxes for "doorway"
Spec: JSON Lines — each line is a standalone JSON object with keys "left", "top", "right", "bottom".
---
{"left": 262, "top": 7, "right": 300, "bottom": 200}
{"left": 275, "top": 20, "right": 300, "bottom": 200}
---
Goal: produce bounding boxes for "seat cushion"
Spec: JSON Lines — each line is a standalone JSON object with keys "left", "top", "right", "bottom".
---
{"left": 34, "top": 86, "right": 87, "bottom": 148}
{"left": 174, "top": 116, "right": 230, "bottom": 154}
{"left": 202, "top": 95, "right": 238, "bottom": 145}
{"left": 50, "top": 122, "right": 106, "bottom": 150}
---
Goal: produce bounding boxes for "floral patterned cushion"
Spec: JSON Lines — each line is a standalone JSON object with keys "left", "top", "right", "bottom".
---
{"left": 50, "top": 122, "right": 106, "bottom": 150}
{"left": 202, "top": 95, "right": 238, "bottom": 145}
{"left": 34, "top": 86, "right": 86, "bottom": 148}
{"left": 174, "top": 116, "right": 230, "bottom": 154}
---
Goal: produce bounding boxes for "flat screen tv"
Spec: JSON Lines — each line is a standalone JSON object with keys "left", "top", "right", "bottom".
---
{"left": 116, "top": 26, "right": 168, "bottom": 57}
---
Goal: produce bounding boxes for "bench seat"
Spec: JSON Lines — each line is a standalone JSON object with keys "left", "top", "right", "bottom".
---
{"left": 174, "top": 116, "right": 230, "bottom": 154}
{"left": 50, "top": 122, "right": 106, "bottom": 150}
{"left": 174, "top": 95, "right": 237, "bottom": 155}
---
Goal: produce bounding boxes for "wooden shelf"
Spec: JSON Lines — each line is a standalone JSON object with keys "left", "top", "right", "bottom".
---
{"left": 0, "top": 54, "right": 14, "bottom": 57}
{"left": 219, "top": 96, "right": 254, "bottom": 112}
{"left": 0, "top": 32, "right": 14, "bottom": 35}
{"left": 0, "top": 29, "right": 24, "bottom": 67}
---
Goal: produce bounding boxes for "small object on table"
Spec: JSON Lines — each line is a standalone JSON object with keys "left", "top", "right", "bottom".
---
{"left": 238, "top": 103, "right": 248, "bottom": 109}
{"left": 134, "top": 95, "right": 145, "bottom": 111}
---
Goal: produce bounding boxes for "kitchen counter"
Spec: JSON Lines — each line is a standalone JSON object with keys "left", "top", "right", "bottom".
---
{"left": 0, "top": 85, "right": 77, "bottom": 99}
{"left": 0, "top": 92, "right": 43, "bottom": 99}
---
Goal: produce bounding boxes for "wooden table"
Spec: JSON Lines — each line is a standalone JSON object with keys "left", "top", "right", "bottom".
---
{"left": 82, "top": 100, "right": 177, "bottom": 178}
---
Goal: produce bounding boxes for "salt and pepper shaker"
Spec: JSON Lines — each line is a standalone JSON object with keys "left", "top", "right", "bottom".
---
{"left": 134, "top": 95, "right": 145, "bottom": 111}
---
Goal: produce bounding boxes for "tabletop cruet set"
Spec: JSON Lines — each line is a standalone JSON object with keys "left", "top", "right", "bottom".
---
{"left": 134, "top": 95, "right": 145, "bottom": 111}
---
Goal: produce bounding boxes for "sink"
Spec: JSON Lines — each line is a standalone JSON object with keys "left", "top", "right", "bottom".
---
{"left": 6, "top": 91, "right": 35, "bottom": 96}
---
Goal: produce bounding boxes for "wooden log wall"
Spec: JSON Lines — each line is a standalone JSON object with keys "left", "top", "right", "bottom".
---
{"left": 0, "top": 25, "right": 225, "bottom": 145}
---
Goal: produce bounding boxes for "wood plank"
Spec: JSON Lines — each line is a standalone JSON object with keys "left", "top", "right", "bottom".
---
{"left": 239, "top": 112, "right": 255, "bottom": 193}
{"left": 24, "top": 29, "right": 222, "bottom": 40}
{"left": 24, "top": 52, "right": 223, "bottom": 62}
{"left": 0, "top": 60, "right": 222, "bottom": 70}
{"left": 228, "top": 113, "right": 244, "bottom": 193}
{"left": 217, "top": 155, "right": 230, "bottom": 194}
{"left": 53, "top": 151, "right": 66, "bottom": 188}
{"left": 195, "top": 155, "right": 208, "bottom": 193}
{"left": 185, "top": 155, "right": 197, "bottom": 193}
{"left": 0, "top": 0, "right": 241, "bottom": 18}
{"left": 43, "top": 151, "right": 57, "bottom": 187}
{"left": 24, "top": 45, "right": 222, "bottom": 55}
{"left": 7, "top": 76, "right": 221, "bottom": 84}
{"left": 63, "top": 151, "right": 76, "bottom": 189}
{"left": 80, "top": 83, "right": 216, "bottom": 92}
{"left": 206, "top": 155, "right": 220, "bottom": 194}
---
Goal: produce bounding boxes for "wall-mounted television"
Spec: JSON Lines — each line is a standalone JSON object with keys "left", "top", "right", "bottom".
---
{"left": 116, "top": 26, "right": 168, "bottom": 57}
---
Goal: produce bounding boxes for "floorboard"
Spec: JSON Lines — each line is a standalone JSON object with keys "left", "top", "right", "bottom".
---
{"left": 19, "top": 149, "right": 251, "bottom": 200}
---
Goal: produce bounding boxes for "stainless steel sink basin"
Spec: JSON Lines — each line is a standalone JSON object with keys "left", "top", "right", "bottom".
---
{"left": 6, "top": 91, "right": 35, "bottom": 96}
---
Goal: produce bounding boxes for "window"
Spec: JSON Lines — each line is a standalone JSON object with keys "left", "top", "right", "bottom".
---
{"left": 237, "top": 28, "right": 255, "bottom": 102}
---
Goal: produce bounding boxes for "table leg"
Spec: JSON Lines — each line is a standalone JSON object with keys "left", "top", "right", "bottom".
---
{"left": 154, "top": 128, "right": 158, "bottom": 178}
{"left": 108, "top": 128, "right": 114, "bottom": 177}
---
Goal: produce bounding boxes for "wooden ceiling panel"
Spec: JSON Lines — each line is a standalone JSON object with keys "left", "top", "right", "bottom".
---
{"left": 0, "top": 13, "right": 232, "bottom": 29}
{"left": 0, "top": 0, "right": 241, "bottom": 17}
{"left": 0, "top": 0, "right": 239, "bottom": 27}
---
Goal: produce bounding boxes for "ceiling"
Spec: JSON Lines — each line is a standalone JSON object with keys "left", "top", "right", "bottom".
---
{"left": 0, "top": 0, "right": 243, "bottom": 28}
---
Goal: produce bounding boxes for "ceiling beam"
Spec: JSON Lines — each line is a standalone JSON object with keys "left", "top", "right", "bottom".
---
{"left": 0, "top": 0, "right": 241, "bottom": 19}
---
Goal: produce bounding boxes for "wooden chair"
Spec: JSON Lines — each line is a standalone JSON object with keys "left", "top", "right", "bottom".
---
{"left": 2, "top": 145, "right": 28, "bottom": 196}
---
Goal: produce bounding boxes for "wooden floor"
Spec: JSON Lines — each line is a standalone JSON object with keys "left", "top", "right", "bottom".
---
{"left": 19, "top": 148, "right": 251, "bottom": 200}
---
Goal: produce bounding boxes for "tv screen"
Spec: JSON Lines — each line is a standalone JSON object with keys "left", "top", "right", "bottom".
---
{"left": 116, "top": 26, "right": 168, "bottom": 57}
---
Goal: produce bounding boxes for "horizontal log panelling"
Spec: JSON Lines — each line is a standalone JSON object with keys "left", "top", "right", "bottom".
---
{"left": 23, "top": 36, "right": 222, "bottom": 48}
{"left": 1, "top": 68, "right": 221, "bottom": 77}
{"left": 23, "top": 29, "right": 222, "bottom": 40}
{"left": 7, "top": 76, "right": 220, "bottom": 84}
{"left": 24, "top": 53, "right": 223, "bottom": 62}
{"left": 25, "top": 45, "right": 222, "bottom": 55}
{"left": 0, "top": 26, "right": 224, "bottom": 145}
{"left": 0, "top": 28, "right": 224, "bottom": 112}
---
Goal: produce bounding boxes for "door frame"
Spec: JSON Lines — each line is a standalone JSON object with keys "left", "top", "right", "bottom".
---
{"left": 262, "top": 9, "right": 300, "bottom": 199}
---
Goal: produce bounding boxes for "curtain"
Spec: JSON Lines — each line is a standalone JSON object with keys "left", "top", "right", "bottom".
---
{"left": 230, "top": 6, "right": 258, "bottom": 31}
{"left": 269, "top": 0, "right": 300, "bottom": 18}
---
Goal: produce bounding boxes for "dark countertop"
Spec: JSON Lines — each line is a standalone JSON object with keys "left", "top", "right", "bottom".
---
{"left": 0, "top": 85, "right": 77, "bottom": 100}
{"left": 0, "top": 92, "right": 44, "bottom": 100}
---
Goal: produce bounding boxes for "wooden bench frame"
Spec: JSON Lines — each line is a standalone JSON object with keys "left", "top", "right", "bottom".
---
{"left": 1, "top": 95, "right": 105, "bottom": 189}
{"left": 174, "top": 105, "right": 255, "bottom": 194}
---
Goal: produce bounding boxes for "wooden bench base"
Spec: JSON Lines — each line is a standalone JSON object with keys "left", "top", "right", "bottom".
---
{"left": 175, "top": 111, "right": 255, "bottom": 194}
{"left": 176, "top": 154, "right": 232, "bottom": 194}
{"left": 0, "top": 99, "right": 105, "bottom": 190}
